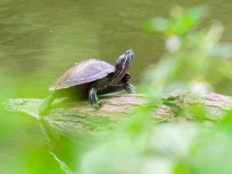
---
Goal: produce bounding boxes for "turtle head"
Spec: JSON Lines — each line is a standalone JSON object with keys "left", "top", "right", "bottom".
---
{"left": 111, "top": 49, "right": 134, "bottom": 84}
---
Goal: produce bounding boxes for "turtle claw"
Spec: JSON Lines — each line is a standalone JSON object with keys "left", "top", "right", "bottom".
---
{"left": 91, "top": 100, "right": 103, "bottom": 109}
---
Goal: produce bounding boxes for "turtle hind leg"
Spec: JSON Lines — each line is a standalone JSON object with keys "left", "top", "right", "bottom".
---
{"left": 88, "top": 86, "right": 103, "bottom": 109}
{"left": 39, "top": 92, "right": 57, "bottom": 116}
{"left": 124, "top": 83, "right": 137, "bottom": 94}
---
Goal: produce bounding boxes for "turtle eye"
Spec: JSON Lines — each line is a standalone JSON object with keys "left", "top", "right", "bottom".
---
{"left": 125, "top": 49, "right": 134, "bottom": 59}
{"left": 125, "top": 50, "right": 130, "bottom": 54}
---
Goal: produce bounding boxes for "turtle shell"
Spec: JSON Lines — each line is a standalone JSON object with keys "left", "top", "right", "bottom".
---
{"left": 49, "top": 59, "right": 115, "bottom": 91}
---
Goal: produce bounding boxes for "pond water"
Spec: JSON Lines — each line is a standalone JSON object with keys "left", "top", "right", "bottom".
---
{"left": 1, "top": 0, "right": 232, "bottom": 173}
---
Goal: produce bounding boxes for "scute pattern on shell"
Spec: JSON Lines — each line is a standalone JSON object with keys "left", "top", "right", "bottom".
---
{"left": 49, "top": 59, "right": 115, "bottom": 90}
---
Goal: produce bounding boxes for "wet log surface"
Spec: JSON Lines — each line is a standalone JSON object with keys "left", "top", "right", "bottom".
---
{"left": 3, "top": 89, "right": 232, "bottom": 141}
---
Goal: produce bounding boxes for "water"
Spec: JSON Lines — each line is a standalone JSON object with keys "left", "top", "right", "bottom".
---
{"left": 1, "top": 0, "right": 232, "bottom": 173}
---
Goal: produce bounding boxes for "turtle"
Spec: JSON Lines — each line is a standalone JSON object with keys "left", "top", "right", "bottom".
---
{"left": 39, "top": 49, "right": 137, "bottom": 115}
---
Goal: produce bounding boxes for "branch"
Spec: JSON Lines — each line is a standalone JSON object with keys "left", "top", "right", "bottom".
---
{"left": 3, "top": 90, "right": 232, "bottom": 140}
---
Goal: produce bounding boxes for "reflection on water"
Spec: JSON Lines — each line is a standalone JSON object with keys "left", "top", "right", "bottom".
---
{"left": 1, "top": 0, "right": 232, "bottom": 173}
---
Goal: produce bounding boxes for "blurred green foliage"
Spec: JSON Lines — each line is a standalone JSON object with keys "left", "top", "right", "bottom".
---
{"left": 76, "top": 5, "right": 232, "bottom": 174}
{"left": 142, "top": 5, "right": 232, "bottom": 98}
{"left": 144, "top": 5, "right": 208, "bottom": 35}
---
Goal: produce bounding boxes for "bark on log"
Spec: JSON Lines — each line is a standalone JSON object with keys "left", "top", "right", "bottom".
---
{"left": 3, "top": 89, "right": 232, "bottom": 142}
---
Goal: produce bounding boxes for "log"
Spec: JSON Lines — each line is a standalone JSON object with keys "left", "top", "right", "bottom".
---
{"left": 3, "top": 89, "right": 232, "bottom": 142}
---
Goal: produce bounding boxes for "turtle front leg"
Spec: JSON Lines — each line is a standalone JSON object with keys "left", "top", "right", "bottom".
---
{"left": 124, "top": 83, "right": 137, "bottom": 94}
{"left": 88, "top": 86, "right": 103, "bottom": 109}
